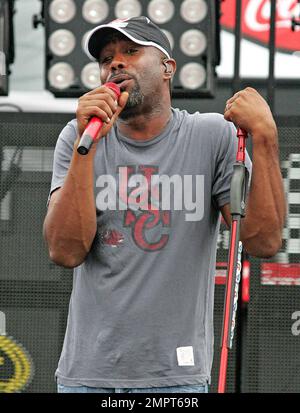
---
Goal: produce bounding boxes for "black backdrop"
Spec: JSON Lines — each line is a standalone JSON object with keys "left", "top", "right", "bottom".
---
{"left": 0, "top": 112, "right": 299, "bottom": 393}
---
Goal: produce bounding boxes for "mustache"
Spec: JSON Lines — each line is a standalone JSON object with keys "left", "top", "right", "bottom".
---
{"left": 108, "top": 71, "right": 136, "bottom": 82}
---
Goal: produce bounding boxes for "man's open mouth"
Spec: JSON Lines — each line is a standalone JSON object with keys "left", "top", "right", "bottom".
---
{"left": 110, "top": 75, "right": 133, "bottom": 91}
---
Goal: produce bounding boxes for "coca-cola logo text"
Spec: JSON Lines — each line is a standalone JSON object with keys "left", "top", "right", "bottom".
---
{"left": 221, "top": 0, "right": 300, "bottom": 52}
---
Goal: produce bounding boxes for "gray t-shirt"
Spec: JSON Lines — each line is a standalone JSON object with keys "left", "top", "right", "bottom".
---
{"left": 50, "top": 108, "right": 251, "bottom": 388}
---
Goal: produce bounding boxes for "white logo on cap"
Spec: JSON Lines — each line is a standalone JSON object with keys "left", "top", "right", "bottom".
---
{"left": 110, "top": 18, "right": 130, "bottom": 28}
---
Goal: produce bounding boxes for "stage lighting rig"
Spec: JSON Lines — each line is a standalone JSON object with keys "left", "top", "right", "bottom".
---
{"left": 37, "top": 0, "right": 221, "bottom": 98}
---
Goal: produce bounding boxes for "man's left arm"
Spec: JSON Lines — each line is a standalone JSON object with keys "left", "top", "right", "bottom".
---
{"left": 221, "top": 87, "right": 286, "bottom": 258}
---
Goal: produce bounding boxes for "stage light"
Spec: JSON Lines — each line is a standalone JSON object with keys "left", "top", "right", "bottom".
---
{"left": 47, "top": 62, "right": 75, "bottom": 89}
{"left": 179, "top": 62, "right": 206, "bottom": 89}
{"left": 81, "top": 62, "right": 100, "bottom": 89}
{"left": 180, "top": 0, "right": 208, "bottom": 24}
{"left": 41, "top": 0, "right": 220, "bottom": 97}
{"left": 115, "top": 0, "right": 142, "bottom": 20}
{"left": 82, "top": 0, "right": 109, "bottom": 24}
{"left": 48, "top": 29, "right": 76, "bottom": 56}
{"left": 147, "top": 0, "right": 175, "bottom": 24}
{"left": 49, "top": 0, "right": 76, "bottom": 24}
{"left": 180, "top": 29, "right": 207, "bottom": 57}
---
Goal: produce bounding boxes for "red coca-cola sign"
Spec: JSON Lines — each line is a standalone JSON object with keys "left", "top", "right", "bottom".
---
{"left": 221, "top": 0, "right": 300, "bottom": 52}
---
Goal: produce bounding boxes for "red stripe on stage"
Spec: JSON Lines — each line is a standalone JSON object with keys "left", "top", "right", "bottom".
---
{"left": 261, "top": 263, "right": 300, "bottom": 286}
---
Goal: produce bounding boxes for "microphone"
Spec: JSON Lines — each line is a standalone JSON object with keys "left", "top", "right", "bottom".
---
{"left": 77, "top": 82, "right": 121, "bottom": 155}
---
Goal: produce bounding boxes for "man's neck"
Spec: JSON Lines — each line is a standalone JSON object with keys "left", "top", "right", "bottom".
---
{"left": 117, "top": 107, "right": 172, "bottom": 140}
{"left": 116, "top": 84, "right": 174, "bottom": 140}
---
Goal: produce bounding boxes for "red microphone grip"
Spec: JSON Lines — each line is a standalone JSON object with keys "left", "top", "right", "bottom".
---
{"left": 237, "top": 127, "right": 247, "bottom": 139}
{"left": 236, "top": 127, "right": 248, "bottom": 163}
{"left": 77, "top": 82, "right": 121, "bottom": 155}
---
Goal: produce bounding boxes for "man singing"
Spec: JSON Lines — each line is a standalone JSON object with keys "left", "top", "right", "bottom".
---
{"left": 43, "top": 16, "right": 286, "bottom": 393}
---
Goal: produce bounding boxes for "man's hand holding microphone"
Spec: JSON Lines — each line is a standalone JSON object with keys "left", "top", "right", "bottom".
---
{"left": 76, "top": 83, "right": 129, "bottom": 154}
{"left": 43, "top": 84, "right": 128, "bottom": 268}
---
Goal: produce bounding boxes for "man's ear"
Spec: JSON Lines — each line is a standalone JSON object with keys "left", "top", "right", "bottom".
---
{"left": 162, "top": 59, "right": 176, "bottom": 79}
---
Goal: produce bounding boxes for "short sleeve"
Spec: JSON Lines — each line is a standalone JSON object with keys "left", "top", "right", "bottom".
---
{"left": 47, "top": 119, "right": 78, "bottom": 205}
{"left": 212, "top": 120, "right": 252, "bottom": 209}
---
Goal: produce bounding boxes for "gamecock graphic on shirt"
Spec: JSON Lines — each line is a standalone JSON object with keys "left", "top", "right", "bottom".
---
{"left": 95, "top": 165, "right": 204, "bottom": 251}
{"left": 122, "top": 166, "right": 171, "bottom": 252}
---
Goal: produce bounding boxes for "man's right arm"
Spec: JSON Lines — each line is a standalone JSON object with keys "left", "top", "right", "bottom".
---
{"left": 43, "top": 139, "right": 98, "bottom": 268}
{"left": 43, "top": 85, "right": 129, "bottom": 268}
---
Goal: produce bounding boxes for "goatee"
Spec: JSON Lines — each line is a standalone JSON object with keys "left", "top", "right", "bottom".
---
{"left": 119, "top": 83, "right": 144, "bottom": 120}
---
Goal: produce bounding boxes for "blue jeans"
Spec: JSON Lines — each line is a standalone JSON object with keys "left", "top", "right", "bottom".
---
{"left": 57, "top": 383, "right": 208, "bottom": 393}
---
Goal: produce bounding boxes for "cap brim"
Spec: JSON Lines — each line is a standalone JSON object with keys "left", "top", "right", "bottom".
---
{"left": 85, "top": 24, "right": 171, "bottom": 61}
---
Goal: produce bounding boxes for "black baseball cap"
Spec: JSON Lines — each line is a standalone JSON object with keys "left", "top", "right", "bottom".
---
{"left": 85, "top": 16, "right": 172, "bottom": 61}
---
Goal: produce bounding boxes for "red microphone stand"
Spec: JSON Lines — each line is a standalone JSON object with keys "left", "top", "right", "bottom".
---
{"left": 218, "top": 127, "right": 249, "bottom": 393}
